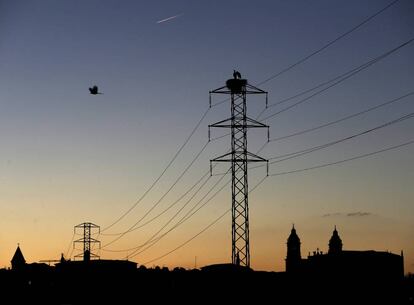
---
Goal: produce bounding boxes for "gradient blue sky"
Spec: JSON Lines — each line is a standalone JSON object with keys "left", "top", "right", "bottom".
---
{"left": 0, "top": 0, "right": 413, "bottom": 272}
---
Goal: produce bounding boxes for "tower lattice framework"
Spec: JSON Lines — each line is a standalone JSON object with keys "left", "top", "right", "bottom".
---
{"left": 209, "top": 74, "right": 268, "bottom": 267}
{"left": 74, "top": 222, "right": 101, "bottom": 261}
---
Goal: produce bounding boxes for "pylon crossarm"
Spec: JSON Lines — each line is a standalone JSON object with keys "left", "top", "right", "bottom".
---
{"left": 245, "top": 117, "right": 268, "bottom": 128}
{"left": 209, "top": 117, "right": 234, "bottom": 128}
{"left": 72, "top": 222, "right": 101, "bottom": 261}
{"left": 213, "top": 158, "right": 266, "bottom": 162}
{"left": 217, "top": 123, "right": 266, "bottom": 128}
{"left": 211, "top": 151, "right": 232, "bottom": 162}
{"left": 211, "top": 85, "right": 231, "bottom": 94}
{"left": 245, "top": 83, "right": 267, "bottom": 94}
{"left": 75, "top": 222, "right": 99, "bottom": 228}
{"left": 246, "top": 151, "right": 267, "bottom": 161}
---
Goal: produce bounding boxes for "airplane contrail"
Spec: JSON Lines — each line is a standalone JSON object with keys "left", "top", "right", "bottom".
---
{"left": 156, "top": 14, "right": 183, "bottom": 24}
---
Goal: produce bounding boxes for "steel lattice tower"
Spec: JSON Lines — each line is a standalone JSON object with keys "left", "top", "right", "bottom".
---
{"left": 74, "top": 222, "right": 101, "bottom": 262}
{"left": 209, "top": 73, "right": 268, "bottom": 267}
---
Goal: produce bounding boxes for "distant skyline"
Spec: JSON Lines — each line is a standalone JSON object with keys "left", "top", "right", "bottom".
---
{"left": 0, "top": 0, "right": 413, "bottom": 273}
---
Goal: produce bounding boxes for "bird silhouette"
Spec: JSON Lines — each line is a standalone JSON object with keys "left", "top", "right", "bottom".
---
{"left": 233, "top": 70, "right": 242, "bottom": 79}
{"left": 89, "top": 85, "right": 103, "bottom": 95}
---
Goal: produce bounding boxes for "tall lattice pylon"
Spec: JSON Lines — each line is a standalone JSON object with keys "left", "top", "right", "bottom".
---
{"left": 73, "top": 222, "right": 101, "bottom": 262}
{"left": 209, "top": 72, "right": 268, "bottom": 267}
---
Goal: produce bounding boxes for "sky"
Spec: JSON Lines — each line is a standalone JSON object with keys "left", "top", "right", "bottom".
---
{"left": 0, "top": 0, "right": 413, "bottom": 273}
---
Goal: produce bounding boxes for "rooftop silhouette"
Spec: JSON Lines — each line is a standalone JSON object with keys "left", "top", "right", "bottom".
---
{"left": 11, "top": 245, "right": 26, "bottom": 270}
{"left": 0, "top": 226, "right": 411, "bottom": 304}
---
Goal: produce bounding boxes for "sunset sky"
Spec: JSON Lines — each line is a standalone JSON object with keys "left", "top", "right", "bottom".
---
{"left": 0, "top": 0, "right": 413, "bottom": 273}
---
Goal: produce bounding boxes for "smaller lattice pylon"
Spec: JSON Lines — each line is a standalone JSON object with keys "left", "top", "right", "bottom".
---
{"left": 73, "top": 222, "right": 101, "bottom": 262}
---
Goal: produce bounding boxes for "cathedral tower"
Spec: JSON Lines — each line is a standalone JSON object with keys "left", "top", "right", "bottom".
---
{"left": 328, "top": 226, "right": 343, "bottom": 254}
{"left": 286, "top": 225, "right": 302, "bottom": 272}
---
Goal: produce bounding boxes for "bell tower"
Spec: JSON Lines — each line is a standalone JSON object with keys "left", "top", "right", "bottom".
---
{"left": 328, "top": 225, "right": 343, "bottom": 254}
{"left": 286, "top": 225, "right": 302, "bottom": 272}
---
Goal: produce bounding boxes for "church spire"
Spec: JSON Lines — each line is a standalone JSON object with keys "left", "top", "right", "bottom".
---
{"left": 328, "top": 226, "right": 343, "bottom": 254}
{"left": 286, "top": 224, "right": 302, "bottom": 272}
{"left": 11, "top": 244, "right": 26, "bottom": 270}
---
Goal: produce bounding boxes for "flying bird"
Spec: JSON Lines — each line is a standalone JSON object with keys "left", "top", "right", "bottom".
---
{"left": 89, "top": 85, "right": 103, "bottom": 95}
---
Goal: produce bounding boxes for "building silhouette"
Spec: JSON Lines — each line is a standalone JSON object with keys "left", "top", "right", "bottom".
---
{"left": 11, "top": 245, "right": 26, "bottom": 270}
{"left": 0, "top": 228, "right": 411, "bottom": 303}
{"left": 285, "top": 225, "right": 404, "bottom": 281}
{"left": 328, "top": 225, "right": 342, "bottom": 254}
{"left": 284, "top": 225, "right": 407, "bottom": 303}
{"left": 285, "top": 224, "right": 301, "bottom": 273}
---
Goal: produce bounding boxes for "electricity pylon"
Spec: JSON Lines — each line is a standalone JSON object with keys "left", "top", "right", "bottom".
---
{"left": 74, "top": 222, "right": 101, "bottom": 262}
{"left": 209, "top": 72, "right": 268, "bottom": 267}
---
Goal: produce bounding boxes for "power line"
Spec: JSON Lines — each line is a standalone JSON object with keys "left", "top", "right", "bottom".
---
{"left": 103, "top": 155, "right": 233, "bottom": 254}
{"left": 102, "top": 155, "right": 232, "bottom": 252}
{"left": 266, "top": 111, "right": 414, "bottom": 164}
{"left": 211, "top": 0, "right": 401, "bottom": 108}
{"left": 101, "top": 100, "right": 228, "bottom": 236}
{"left": 101, "top": 171, "right": 211, "bottom": 237}
{"left": 68, "top": 243, "right": 75, "bottom": 260}
{"left": 127, "top": 180, "right": 230, "bottom": 259}
{"left": 100, "top": 0, "right": 403, "bottom": 239}
{"left": 99, "top": 0, "right": 405, "bottom": 259}
{"left": 255, "top": 62, "right": 413, "bottom": 155}
{"left": 102, "top": 171, "right": 216, "bottom": 252}
{"left": 224, "top": 38, "right": 413, "bottom": 155}
{"left": 102, "top": 144, "right": 231, "bottom": 239}
{"left": 128, "top": 179, "right": 229, "bottom": 259}
{"left": 107, "top": 89, "right": 410, "bottom": 258}
{"left": 249, "top": 175, "right": 268, "bottom": 194}
{"left": 122, "top": 102, "right": 414, "bottom": 253}
{"left": 142, "top": 209, "right": 229, "bottom": 266}
{"left": 125, "top": 170, "right": 232, "bottom": 259}
{"left": 269, "top": 139, "right": 414, "bottom": 177}
{"left": 100, "top": 2, "right": 407, "bottom": 246}
{"left": 141, "top": 175, "right": 267, "bottom": 265}
{"left": 267, "top": 91, "right": 414, "bottom": 143}
{"left": 215, "top": 111, "right": 414, "bottom": 174}
{"left": 122, "top": 147, "right": 268, "bottom": 257}
{"left": 102, "top": 108, "right": 211, "bottom": 232}
{"left": 129, "top": 50, "right": 413, "bottom": 255}
{"left": 256, "top": 0, "right": 402, "bottom": 86}
{"left": 143, "top": 171, "right": 265, "bottom": 262}
{"left": 64, "top": 232, "right": 75, "bottom": 259}
{"left": 213, "top": 40, "right": 414, "bottom": 146}
{"left": 102, "top": 140, "right": 210, "bottom": 248}
{"left": 256, "top": 51, "right": 412, "bottom": 120}
{"left": 142, "top": 138, "right": 414, "bottom": 265}
{"left": 102, "top": 166, "right": 230, "bottom": 253}
{"left": 260, "top": 38, "right": 414, "bottom": 121}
